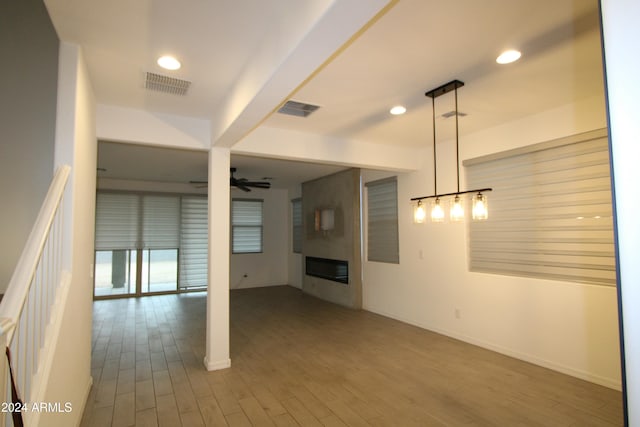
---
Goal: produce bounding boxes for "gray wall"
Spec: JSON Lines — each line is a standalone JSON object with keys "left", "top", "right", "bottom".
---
{"left": 0, "top": 0, "right": 59, "bottom": 291}
{"left": 302, "top": 168, "right": 362, "bottom": 308}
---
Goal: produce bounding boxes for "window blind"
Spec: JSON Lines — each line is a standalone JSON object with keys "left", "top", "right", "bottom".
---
{"left": 464, "top": 129, "right": 615, "bottom": 286}
{"left": 366, "top": 177, "right": 399, "bottom": 264}
{"left": 95, "top": 193, "right": 180, "bottom": 250}
{"left": 142, "top": 195, "right": 180, "bottom": 249}
{"left": 179, "top": 196, "right": 208, "bottom": 288}
{"left": 95, "top": 193, "right": 140, "bottom": 250}
{"left": 291, "top": 198, "right": 302, "bottom": 254}
{"left": 232, "top": 199, "right": 263, "bottom": 253}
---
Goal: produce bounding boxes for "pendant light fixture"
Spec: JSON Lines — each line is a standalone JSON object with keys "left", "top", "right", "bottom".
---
{"left": 472, "top": 192, "right": 489, "bottom": 220}
{"left": 450, "top": 195, "right": 465, "bottom": 222}
{"left": 413, "top": 200, "right": 427, "bottom": 224}
{"left": 431, "top": 198, "right": 445, "bottom": 222}
{"left": 411, "top": 80, "right": 491, "bottom": 223}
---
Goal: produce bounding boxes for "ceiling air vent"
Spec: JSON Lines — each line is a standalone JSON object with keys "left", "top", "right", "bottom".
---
{"left": 144, "top": 72, "right": 191, "bottom": 96}
{"left": 441, "top": 110, "right": 467, "bottom": 119}
{"left": 278, "top": 100, "right": 320, "bottom": 117}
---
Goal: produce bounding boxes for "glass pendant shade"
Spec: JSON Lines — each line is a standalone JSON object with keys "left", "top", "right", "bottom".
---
{"left": 413, "top": 200, "right": 426, "bottom": 224}
{"left": 431, "top": 198, "right": 445, "bottom": 222}
{"left": 450, "top": 195, "right": 464, "bottom": 221}
{"left": 472, "top": 193, "right": 489, "bottom": 220}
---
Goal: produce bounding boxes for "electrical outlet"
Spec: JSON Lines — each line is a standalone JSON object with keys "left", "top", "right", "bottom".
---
{"left": 455, "top": 308, "right": 461, "bottom": 319}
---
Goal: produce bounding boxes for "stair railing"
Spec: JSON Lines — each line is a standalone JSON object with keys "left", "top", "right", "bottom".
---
{"left": 0, "top": 165, "right": 71, "bottom": 427}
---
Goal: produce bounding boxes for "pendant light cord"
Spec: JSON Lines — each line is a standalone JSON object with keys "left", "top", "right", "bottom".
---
{"left": 454, "top": 85, "right": 460, "bottom": 193}
{"left": 432, "top": 95, "right": 437, "bottom": 195}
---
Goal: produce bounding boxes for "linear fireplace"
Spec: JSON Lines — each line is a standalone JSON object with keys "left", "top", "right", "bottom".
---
{"left": 305, "top": 256, "right": 348, "bottom": 284}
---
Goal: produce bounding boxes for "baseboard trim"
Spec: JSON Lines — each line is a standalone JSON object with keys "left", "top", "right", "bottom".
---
{"left": 75, "top": 376, "right": 93, "bottom": 427}
{"left": 364, "top": 305, "right": 622, "bottom": 391}
{"left": 204, "top": 356, "right": 231, "bottom": 371}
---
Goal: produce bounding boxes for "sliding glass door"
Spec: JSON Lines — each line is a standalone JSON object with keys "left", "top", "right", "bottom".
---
{"left": 94, "top": 192, "right": 207, "bottom": 298}
{"left": 94, "top": 249, "right": 138, "bottom": 297}
{"left": 143, "top": 248, "right": 179, "bottom": 293}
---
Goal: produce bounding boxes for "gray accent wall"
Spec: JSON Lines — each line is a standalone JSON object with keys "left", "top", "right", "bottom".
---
{"left": 301, "top": 168, "right": 362, "bottom": 309}
{"left": 0, "top": 0, "right": 59, "bottom": 291}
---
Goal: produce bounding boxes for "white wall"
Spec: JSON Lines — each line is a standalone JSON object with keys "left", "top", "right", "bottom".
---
{"left": 43, "top": 42, "right": 96, "bottom": 426}
{"left": 0, "top": 0, "right": 58, "bottom": 293}
{"left": 601, "top": 0, "right": 640, "bottom": 420}
{"left": 230, "top": 187, "right": 289, "bottom": 289}
{"left": 233, "top": 125, "right": 423, "bottom": 171}
{"left": 96, "top": 104, "right": 211, "bottom": 149}
{"left": 363, "top": 95, "right": 622, "bottom": 389}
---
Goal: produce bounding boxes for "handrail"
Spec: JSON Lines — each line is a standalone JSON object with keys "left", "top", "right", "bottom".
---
{"left": 0, "top": 165, "right": 70, "bottom": 342}
{"left": 0, "top": 318, "right": 13, "bottom": 339}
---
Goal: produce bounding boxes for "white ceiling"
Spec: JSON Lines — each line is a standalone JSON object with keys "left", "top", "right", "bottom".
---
{"left": 46, "top": 0, "right": 604, "bottom": 187}
{"left": 266, "top": 0, "right": 603, "bottom": 147}
{"left": 44, "top": 0, "right": 335, "bottom": 119}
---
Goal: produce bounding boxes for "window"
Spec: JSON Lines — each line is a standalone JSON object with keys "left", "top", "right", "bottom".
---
{"left": 464, "top": 129, "right": 615, "bottom": 285}
{"left": 366, "top": 177, "right": 399, "bottom": 264}
{"left": 291, "top": 198, "right": 302, "bottom": 253}
{"left": 94, "top": 192, "right": 208, "bottom": 297}
{"left": 142, "top": 195, "right": 180, "bottom": 249}
{"left": 95, "top": 193, "right": 179, "bottom": 251}
{"left": 95, "top": 192, "right": 140, "bottom": 250}
{"left": 94, "top": 192, "right": 181, "bottom": 296}
{"left": 232, "top": 199, "right": 263, "bottom": 253}
{"left": 179, "top": 196, "right": 208, "bottom": 289}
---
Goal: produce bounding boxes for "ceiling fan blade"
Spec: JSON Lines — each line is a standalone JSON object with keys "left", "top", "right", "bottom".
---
{"left": 244, "top": 182, "right": 271, "bottom": 189}
{"left": 229, "top": 168, "right": 270, "bottom": 191}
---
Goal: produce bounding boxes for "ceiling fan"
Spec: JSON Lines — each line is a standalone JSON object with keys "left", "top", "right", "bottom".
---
{"left": 190, "top": 168, "right": 271, "bottom": 192}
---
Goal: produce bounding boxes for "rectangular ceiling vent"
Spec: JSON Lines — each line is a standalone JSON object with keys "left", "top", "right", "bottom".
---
{"left": 278, "top": 100, "right": 320, "bottom": 117}
{"left": 441, "top": 110, "right": 468, "bottom": 119}
{"left": 144, "top": 72, "right": 191, "bottom": 96}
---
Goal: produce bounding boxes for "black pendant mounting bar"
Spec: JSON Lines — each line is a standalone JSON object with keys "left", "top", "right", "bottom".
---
{"left": 410, "top": 188, "right": 492, "bottom": 202}
{"left": 425, "top": 79, "right": 464, "bottom": 99}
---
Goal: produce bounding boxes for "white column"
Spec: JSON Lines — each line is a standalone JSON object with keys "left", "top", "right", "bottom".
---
{"left": 204, "top": 146, "right": 231, "bottom": 370}
{"left": 601, "top": 0, "right": 640, "bottom": 423}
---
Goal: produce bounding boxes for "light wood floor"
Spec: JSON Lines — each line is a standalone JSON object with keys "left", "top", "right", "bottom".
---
{"left": 81, "top": 285, "right": 623, "bottom": 426}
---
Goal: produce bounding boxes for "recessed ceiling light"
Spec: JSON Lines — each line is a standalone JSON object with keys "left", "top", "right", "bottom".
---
{"left": 390, "top": 105, "right": 407, "bottom": 115}
{"left": 157, "top": 55, "right": 181, "bottom": 70}
{"left": 496, "top": 49, "right": 521, "bottom": 64}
